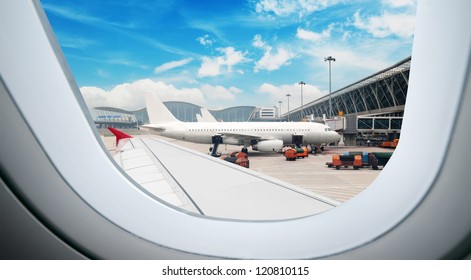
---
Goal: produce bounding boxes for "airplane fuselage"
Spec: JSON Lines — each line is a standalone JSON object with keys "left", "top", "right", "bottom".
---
{"left": 143, "top": 121, "right": 340, "bottom": 147}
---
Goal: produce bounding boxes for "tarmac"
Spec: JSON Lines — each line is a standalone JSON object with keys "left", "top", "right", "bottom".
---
{"left": 101, "top": 130, "right": 394, "bottom": 203}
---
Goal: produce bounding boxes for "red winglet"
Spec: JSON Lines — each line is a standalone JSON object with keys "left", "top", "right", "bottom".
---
{"left": 108, "top": 127, "right": 133, "bottom": 146}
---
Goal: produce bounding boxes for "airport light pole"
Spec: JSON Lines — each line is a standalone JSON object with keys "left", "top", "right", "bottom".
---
{"left": 324, "top": 56, "right": 336, "bottom": 119}
{"left": 278, "top": 101, "right": 282, "bottom": 118}
{"left": 299, "top": 81, "right": 305, "bottom": 120}
{"left": 286, "top": 94, "right": 291, "bottom": 121}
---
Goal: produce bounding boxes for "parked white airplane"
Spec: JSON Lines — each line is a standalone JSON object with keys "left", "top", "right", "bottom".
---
{"left": 142, "top": 93, "right": 341, "bottom": 156}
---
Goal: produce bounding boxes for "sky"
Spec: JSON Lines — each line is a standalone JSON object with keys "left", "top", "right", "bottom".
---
{"left": 40, "top": 0, "right": 417, "bottom": 111}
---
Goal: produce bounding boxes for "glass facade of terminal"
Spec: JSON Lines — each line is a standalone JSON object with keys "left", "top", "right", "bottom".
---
{"left": 90, "top": 107, "right": 137, "bottom": 128}
{"left": 287, "top": 57, "right": 411, "bottom": 122}
{"left": 164, "top": 101, "right": 202, "bottom": 122}
{"left": 210, "top": 106, "right": 256, "bottom": 122}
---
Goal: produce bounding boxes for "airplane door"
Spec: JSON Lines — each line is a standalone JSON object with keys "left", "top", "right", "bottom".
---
{"left": 292, "top": 135, "right": 303, "bottom": 147}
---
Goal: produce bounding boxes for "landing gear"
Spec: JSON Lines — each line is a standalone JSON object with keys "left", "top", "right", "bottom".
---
{"left": 311, "top": 144, "right": 325, "bottom": 154}
{"left": 210, "top": 135, "right": 223, "bottom": 157}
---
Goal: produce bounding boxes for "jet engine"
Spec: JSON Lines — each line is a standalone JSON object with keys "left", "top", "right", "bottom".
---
{"left": 252, "top": 139, "right": 283, "bottom": 152}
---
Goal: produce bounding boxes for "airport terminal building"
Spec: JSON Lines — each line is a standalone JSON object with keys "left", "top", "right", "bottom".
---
{"left": 285, "top": 56, "right": 410, "bottom": 145}
{"left": 91, "top": 103, "right": 282, "bottom": 128}
{"left": 90, "top": 107, "right": 138, "bottom": 129}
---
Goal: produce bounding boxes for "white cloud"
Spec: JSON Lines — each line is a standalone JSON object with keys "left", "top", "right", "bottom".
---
{"left": 252, "top": 34, "right": 266, "bottom": 48}
{"left": 155, "top": 70, "right": 199, "bottom": 85}
{"left": 254, "top": 0, "right": 341, "bottom": 18}
{"left": 198, "top": 56, "right": 225, "bottom": 77}
{"left": 198, "top": 47, "right": 248, "bottom": 77}
{"left": 196, "top": 34, "right": 215, "bottom": 46}
{"left": 80, "top": 79, "right": 205, "bottom": 110}
{"left": 200, "top": 84, "right": 236, "bottom": 100}
{"left": 292, "top": 39, "right": 404, "bottom": 93}
{"left": 341, "top": 31, "right": 351, "bottom": 41}
{"left": 229, "top": 86, "right": 243, "bottom": 94}
{"left": 223, "top": 47, "right": 247, "bottom": 72}
{"left": 255, "top": 0, "right": 295, "bottom": 16}
{"left": 382, "top": 0, "right": 416, "bottom": 8}
{"left": 298, "top": 43, "right": 392, "bottom": 75}
{"left": 353, "top": 10, "right": 415, "bottom": 38}
{"left": 253, "top": 35, "right": 295, "bottom": 72}
{"left": 80, "top": 79, "right": 244, "bottom": 110}
{"left": 258, "top": 82, "right": 324, "bottom": 110}
{"left": 325, "top": 48, "right": 390, "bottom": 71}
{"left": 154, "top": 58, "right": 193, "bottom": 73}
{"left": 296, "top": 26, "right": 331, "bottom": 42}
{"left": 255, "top": 47, "right": 295, "bottom": 72}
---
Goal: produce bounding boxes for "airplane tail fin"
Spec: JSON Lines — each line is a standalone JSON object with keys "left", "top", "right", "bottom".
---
{"left": 108, "top": 127, "right": 133, "bottom": 146}
{"left": 145, "top": 93, "right": 179, "bottom": 124}
{"left": 198, "top": 107, "right": 217, "bottom": 122}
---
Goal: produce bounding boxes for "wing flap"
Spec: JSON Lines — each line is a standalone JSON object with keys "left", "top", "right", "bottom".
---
{"left": 219, "top": 132, "right": 273, "bottom": 144}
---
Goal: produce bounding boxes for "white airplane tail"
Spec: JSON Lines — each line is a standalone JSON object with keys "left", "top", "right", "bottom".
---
{"left": 145, "top": 93, "right": 179, "bottom": 124}
{"left": 198, "top": 107, "right": 217, "bottom": 122}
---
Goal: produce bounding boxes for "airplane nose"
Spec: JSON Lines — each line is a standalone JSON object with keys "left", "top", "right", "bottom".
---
{"left": 333, "top": 132, "right": 341, "bottom": 142}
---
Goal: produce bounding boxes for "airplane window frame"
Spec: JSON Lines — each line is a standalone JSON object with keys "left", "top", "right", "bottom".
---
{"left": 1, "top": 0, "right": 470, "bottom": 259}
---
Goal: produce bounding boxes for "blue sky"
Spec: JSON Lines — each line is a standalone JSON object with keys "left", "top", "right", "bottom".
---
{"left": 40, "top": 0, "right": 416, "bottom": 111}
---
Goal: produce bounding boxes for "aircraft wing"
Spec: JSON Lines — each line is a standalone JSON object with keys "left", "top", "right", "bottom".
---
{"left": 219, "top": 131, "right": 270, "bottom": 144}
{"left": 111, "top": 133, "right": 338, "bottom": 220}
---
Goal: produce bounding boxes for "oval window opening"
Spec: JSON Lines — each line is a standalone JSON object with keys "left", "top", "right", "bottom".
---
{"left": 42, "top": 0, "right": 415, "bottom": 221}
